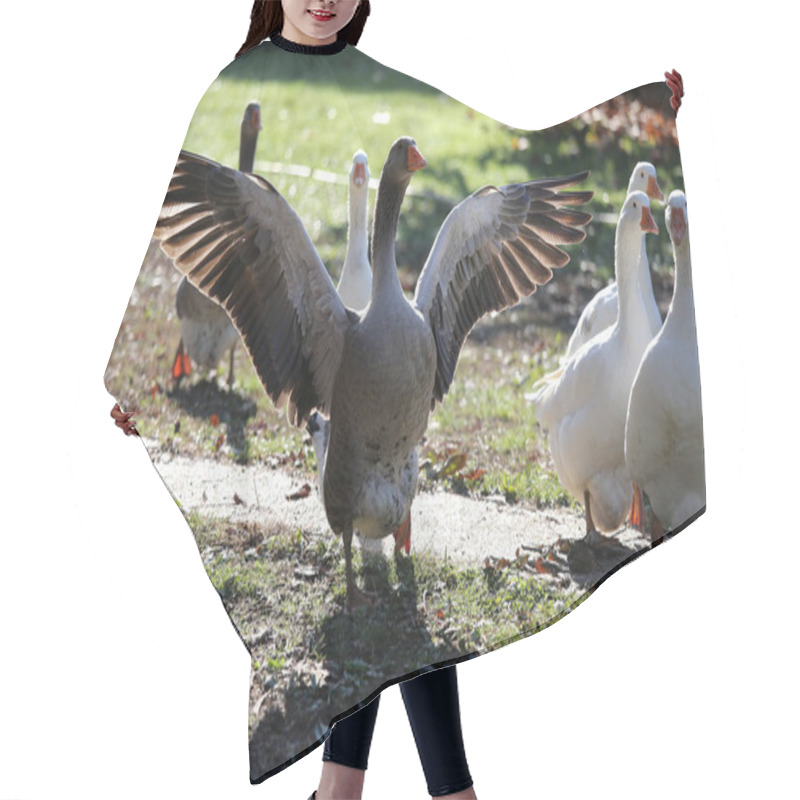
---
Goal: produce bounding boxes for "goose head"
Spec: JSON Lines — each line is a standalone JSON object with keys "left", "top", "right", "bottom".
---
{"left": 628, "top": 161, "right": 664, "bottom": 202}
{"left": 666, "top": 190, "right": 687, "bottom": 246}
{"left": 350, "top": 149, "right": 370, "bottom": 189}
{"left": 379, "top": 136, "right": 427, "bottom": 189}
{"left": 239, "top": 101, "right": 262, "bottom": 173}
{"left": 622, "top": 190, "right": 659, "bottom": 237}
{"left": 243, "top": 101, "right": 262, "bottom": 134}
{"left": 615, "top": 191, "right": 659, "bottom": 274}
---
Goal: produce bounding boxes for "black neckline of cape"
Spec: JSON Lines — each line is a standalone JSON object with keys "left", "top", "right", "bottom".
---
{"left": 270, "top": 33, "right": 347, "bottom": 55}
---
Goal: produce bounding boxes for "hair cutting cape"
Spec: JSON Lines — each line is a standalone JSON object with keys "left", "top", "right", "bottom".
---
{"left": 105, "top": 38, "right": 704, "bottom": 783}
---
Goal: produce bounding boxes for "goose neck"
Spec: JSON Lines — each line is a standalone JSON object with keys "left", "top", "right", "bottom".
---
{"left": 371, "top": 176, "right": 407, "bottom": 298}
{"left": 614, "top": 226, "right": 649, "bottom": 332}
{"left": 635, "top": 237, "right": 654, "bottom": 296}
{"left": 346, "top": 187, "right": 369, "bottom": 262}
{"left": 670, "top": 239, "right": 695, "bottom": 319}
{"left": 614, "top": 224, "right": 644, "bottom": 293}
{"left": 239, "top": 128, "right": 258, "bottom": 173}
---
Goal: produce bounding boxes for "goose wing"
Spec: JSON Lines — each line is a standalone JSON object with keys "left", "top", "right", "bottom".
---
{"left": 156, "top": 150, "right": 351, "bottom": 425}
{"left": 413, "top": 172, "right": 592, "bottom": 405}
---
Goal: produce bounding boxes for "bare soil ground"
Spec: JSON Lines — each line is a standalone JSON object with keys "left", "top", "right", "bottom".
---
{"left": 150, "top": 443, "right": 650, "bottom": 566}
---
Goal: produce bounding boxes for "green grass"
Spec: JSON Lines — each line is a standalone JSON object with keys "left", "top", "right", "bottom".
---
{"left": 422, "top": 334, "right": 572, "bottom": 507}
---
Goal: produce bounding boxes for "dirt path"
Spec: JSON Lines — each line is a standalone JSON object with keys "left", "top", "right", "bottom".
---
{"left": 149, "top": 446, "right": 648, "bottom": 566}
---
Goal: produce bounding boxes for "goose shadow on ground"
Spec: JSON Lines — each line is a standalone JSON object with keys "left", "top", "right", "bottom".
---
{"left": 168, "top": 379, "right": 257, "bottom": 458}
{"left": 566, "top": 532, "right": 650, "bottom": 590}
{"left": 246, "top": 552, "right": 473, "bottom": 783}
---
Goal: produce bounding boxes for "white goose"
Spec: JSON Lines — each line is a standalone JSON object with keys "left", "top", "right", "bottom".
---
{"left": 316, "top": 149, "right": 382, "bottom": 553}
{"left": 532, "top": 191, "right": 658, "bottom": 535}
{"left": 563, "top": 162, "right": 664, "bottom": 360}
{"left": 336, "top": 150, "right": 372, "bottom": 311}
{"left": 171, "top": 101, "right": 262, "bottom": 387}
{"left": 156, "top": 137, "right": 592, "bottom": 608}
{"left": 625, "top": 190, "right": 704, "bottom": 538}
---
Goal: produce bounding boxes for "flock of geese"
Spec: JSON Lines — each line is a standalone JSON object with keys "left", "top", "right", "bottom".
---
{"left": 530, "top": 166, "right": 704, "bottom": 545}
{"left": 155, "top": 102, "right": 592, "bottom": 608}
{"left": 156, "top": 101, "right": 702, "bottom": 607}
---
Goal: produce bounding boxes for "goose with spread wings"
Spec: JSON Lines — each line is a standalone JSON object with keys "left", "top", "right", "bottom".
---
{"left": 156, "top": 136, "right": 592, "bottom": 608}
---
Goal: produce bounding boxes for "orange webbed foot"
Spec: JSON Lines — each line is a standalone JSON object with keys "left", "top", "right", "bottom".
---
{"left": 630, "top": 482, "right": 645, "bottom": 530}
{"left": 393, "top": 510, "right": 411, "bottom": 555}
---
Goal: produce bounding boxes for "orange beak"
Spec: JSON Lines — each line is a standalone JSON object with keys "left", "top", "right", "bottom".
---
{"left": 640, "top": 205, "right": 659, "bottom": 234}
{"left": 407, "top": 144, "right": 427, "bottom": 172}
{"left": 647, "top": 175, "right": 664, "bottom": 202}
{"left": 670, "top": 206, "right": 686, "bottom": 245}
{"left": 353, "top": 162, "right": 366, "bottom": 186}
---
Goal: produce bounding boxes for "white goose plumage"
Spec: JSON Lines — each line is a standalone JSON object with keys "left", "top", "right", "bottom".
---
{"left": 563, "top": 162, "right": 664, "bottom": 360}
{"left": 155, "top": 136, "right": 592, "bottom": 607}
{"left": 532, "top": 191, "right": 658, "bottom": 534}
{"left": 336, "top": 150, "right": 372, "bottom": 311}
{"left": 625, "top": 190, "right": 704, "bottom": 536}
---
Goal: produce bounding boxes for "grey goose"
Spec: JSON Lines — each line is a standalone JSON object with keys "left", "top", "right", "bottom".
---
{"left": 156, "top": 136, "right": 592, "bottom": 609}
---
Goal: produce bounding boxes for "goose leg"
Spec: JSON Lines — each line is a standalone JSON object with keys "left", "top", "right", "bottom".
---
{"left": 393, "top": 510, "right": 412, "bottom": 554}
{"left": 227, "top": 343, "right": 236, "bottom": 389}
{"left": 583, "top": 490, "right": 596, "bottom": 535}
{"left": 343, "top": 525, "right": 356, "bottom": 607}
{"left": 343, "top": 526, "right": 372, "bottom": 612}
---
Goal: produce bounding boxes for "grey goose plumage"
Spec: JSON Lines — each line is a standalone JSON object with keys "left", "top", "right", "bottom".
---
{"left": 156, "top": 136, "right": 591, "bottom": 608}
{"left": 172, "top": 101, "right": 262, "bottom": 387}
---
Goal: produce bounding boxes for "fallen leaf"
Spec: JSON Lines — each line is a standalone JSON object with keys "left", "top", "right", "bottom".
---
{"left": 233, "top": 493, "right": 246, "bottom": 506}
{"left": 439, "top": 452, "right": 467, "bottom": 477}
{"left": 465, "top": 467, "right": 486, "bottom": 481}
{"left": 287, "top": 483, "right": 312, "bottom": 501}
{"left": 214, "top": 433, "right": 225, "bottom": 450}
{"left": 210, "top": 414, "right": 220, "bottom": 427}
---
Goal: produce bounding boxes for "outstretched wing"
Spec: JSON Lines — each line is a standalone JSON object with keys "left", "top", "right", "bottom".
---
{"left": 155, "top": 150, "right": 351, "bottom": 425}
{"left": 413, "top": 172, "right": 592, "bottom": 405}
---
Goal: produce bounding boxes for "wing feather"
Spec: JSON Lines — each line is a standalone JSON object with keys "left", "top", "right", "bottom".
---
{"left": 414, "top": 172, "right": 593, "bottom": 405}
{"left": 155, "top": 150, "right": 350, "bottom": 425}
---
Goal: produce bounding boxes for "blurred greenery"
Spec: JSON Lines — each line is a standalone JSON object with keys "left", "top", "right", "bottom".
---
{"left": 183, "top": 46, "right": 683, "bottom": 285}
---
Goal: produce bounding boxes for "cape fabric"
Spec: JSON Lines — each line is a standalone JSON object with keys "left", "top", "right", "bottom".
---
{"left": 105, "top": 37, "right": 704, "bottom": 783}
